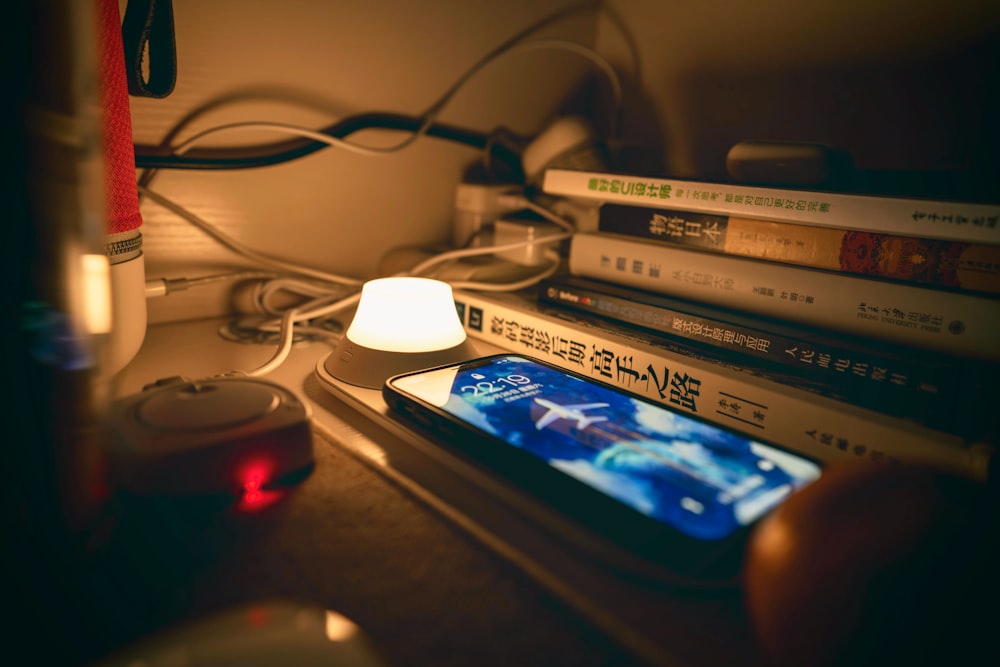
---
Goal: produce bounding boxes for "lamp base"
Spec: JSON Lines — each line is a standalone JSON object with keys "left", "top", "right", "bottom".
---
{"left": 322, "top": 337, "right": 480, "bottom": 390}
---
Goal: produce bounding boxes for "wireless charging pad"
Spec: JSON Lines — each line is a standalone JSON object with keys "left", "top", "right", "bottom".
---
{"left": 108, "top": 376, "right": 314, "bottom": 496}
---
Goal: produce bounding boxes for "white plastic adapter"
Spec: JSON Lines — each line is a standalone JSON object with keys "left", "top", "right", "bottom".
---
{"left": 520, "top": 115, "right": 607, "bottom": 183}
{"left": 493, "top": 215, "right": 564, "bottom": 267}
{"left": 452, "top": 183, "right": 522, "bottom": 248}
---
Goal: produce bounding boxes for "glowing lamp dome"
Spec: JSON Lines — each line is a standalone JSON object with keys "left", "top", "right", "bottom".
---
{"left": 322, "top": 277, "right": 477, "bottom": 389}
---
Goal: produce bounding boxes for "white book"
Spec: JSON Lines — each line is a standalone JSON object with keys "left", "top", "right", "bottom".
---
{"left": 567, "top": 232, "right": 1000, "bottom": 361}
{"left": 453, "top": 288, "right": 993, "bottom": 481}
{"left": 542, "top": 168, "right": 1000, "bottom": 246}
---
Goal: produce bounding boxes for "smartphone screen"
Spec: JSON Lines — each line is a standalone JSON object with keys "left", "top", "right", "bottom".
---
{"left": 385, "top": 354, "right": 822, "bottom": 573}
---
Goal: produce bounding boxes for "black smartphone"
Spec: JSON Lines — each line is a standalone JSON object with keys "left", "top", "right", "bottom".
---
{"left": 383, "top": 353, "right": 822, "bottom": 580}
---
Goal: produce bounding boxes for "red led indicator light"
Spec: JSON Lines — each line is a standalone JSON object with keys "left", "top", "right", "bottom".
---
{"left": 235, "top": 458, "right": 283, "bottom": 511}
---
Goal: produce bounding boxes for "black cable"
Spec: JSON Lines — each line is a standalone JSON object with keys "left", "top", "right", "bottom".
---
{"left": 132, "top": 111, "right": 526, "bottom": 181}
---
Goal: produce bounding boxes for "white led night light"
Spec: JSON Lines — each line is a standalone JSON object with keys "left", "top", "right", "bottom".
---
{"left": 346, "top": 277, "right": 468, "bottom": 352}
{"left": 322, "top": 277, "right": 477, "bottom": 389}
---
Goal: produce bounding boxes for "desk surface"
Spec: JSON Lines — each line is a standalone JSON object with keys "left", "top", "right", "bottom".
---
{"left": 86, "top": 317, "right": 767, "bottom": 667}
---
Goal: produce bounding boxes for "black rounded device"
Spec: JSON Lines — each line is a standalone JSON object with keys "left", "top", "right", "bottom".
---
{"left": 725, "top": 140, "right": 854, "bottom": 188}
{"left": 108, "top": 376, "right": 314, "bottom": 496}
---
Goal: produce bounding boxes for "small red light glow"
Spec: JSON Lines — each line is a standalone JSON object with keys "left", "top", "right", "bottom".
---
{"left": 234, "top": 457, "right": 283, "bottom": 511}
{"left": 237, "top": 486, "right": 283, "bottom": 512}
{"left": 237, "top": 458, "right": 274, "bottom": 489}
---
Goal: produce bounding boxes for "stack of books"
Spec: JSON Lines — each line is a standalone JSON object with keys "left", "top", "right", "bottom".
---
{"left": 452, "top": 168, "right": 1000, "bottom": 480}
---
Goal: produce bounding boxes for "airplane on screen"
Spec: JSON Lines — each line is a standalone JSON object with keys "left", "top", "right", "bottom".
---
{"left": 533, "top": 398, "right": 610, "bottom": 431}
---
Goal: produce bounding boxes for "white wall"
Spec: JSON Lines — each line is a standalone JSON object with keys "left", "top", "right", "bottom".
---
{"left": 597, "top": 0, "right": 1000, "bottom": 178}
{"left": 130, "top": 0, "right": 601, "bottom": 322}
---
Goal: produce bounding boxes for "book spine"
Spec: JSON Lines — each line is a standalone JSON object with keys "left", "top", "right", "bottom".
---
{"left": 597, "top": 203, "right": 1000, "bottom": 295}
{"left": 568, "top": 232, "right": 1000, "bottom": 361}
{"left": 454, "top": 289, "right": 992, "bottom": 480}
{"left": 536, "top": 278, "right": 980, "bottom": 428}
{"left": 542, "top": 169, "right": 1000, "bottom": 245}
